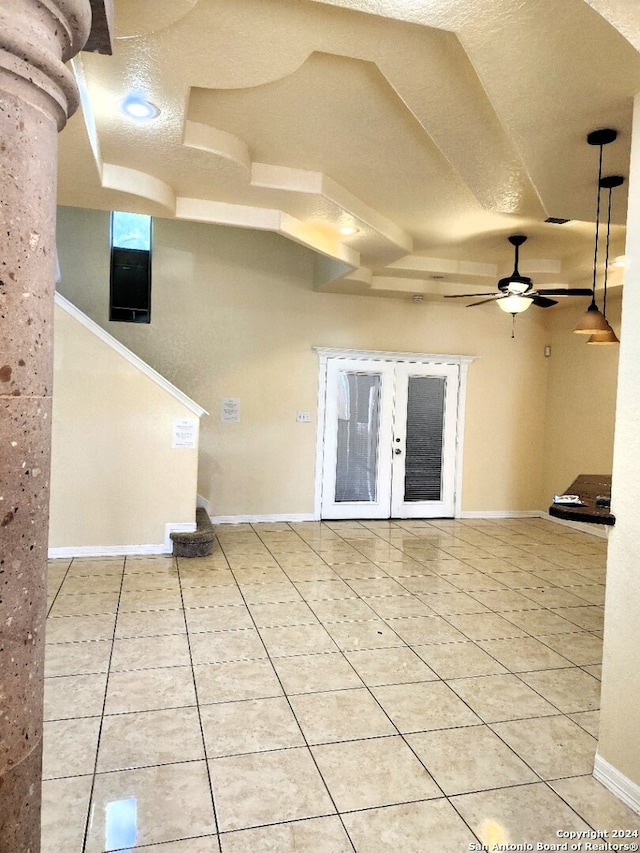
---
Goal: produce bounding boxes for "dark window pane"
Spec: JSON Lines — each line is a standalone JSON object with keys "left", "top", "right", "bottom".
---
{"left": 110, "top": 212, "right": 152, "bottom": 323}
{"left": 404, "top": 376, "right": 446, "bottom": 502}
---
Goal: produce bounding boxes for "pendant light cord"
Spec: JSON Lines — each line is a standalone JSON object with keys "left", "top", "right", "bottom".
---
{"left": 603, "top": 185, "right": 612, "bottom": 319}
{"left": 590, "top": 143, "right": 604, "bottom": 306}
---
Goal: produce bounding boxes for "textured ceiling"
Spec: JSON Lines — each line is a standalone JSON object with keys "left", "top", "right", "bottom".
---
{"left": 57, "top": 0, "right": 640, "bottom": 301}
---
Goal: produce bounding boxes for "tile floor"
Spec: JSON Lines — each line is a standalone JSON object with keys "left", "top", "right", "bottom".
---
{"left": 42, "top": 517, "right": 640, "bottom": 852}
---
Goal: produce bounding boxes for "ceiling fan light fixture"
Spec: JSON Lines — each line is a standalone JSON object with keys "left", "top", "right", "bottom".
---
{"left": 497, "top": 294, "right": 533, "bottom": 314}
{"left": 446, "top": 233, "right": 594, "bottom": 317}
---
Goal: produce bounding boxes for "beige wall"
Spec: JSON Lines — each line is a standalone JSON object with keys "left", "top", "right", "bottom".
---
{"left": 56, "top": 206, "right": 618, "bottom": 519}
{"left": 50, "top": 302, "right": 200, "bottom": 549}
{"left": 541, "top": 297, "right": 620, "bottom": 502}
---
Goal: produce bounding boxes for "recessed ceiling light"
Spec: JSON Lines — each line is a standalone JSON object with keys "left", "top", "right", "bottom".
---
{"left": 339, "top": 226, "right": 359, "bottom": 236}
{"left": 120, "top": 94, "right": 160, "bottom": 121}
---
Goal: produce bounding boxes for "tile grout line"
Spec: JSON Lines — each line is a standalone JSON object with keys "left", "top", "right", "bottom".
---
{"left": 79, "top": 554, "right": 126, "bottom": 853}
{"left": 45, "top": 555, "right": 74, "bottom": 618}
{"left": 176, "top": 547, "right": 224, "bottom": 853}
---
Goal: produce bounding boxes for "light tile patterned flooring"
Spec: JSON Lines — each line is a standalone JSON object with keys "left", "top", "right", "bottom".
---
{"left": 43, "top": 518, "right": 640, "bottom": 851}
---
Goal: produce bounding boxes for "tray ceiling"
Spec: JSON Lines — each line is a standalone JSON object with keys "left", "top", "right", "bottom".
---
{"left": 57, "top": 0, "right": 640, "bottom": 300}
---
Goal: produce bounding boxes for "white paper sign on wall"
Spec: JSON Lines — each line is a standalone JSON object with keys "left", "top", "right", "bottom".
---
{"left": 221, "top": 397, "right": 240, "bottom": 423}
{"left": 172, "top": 418, "right": 198, "bottom": 448}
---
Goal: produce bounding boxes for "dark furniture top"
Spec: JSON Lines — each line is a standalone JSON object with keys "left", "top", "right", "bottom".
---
{"left": 549, "top": 474, "right": 615, "bottom": 526}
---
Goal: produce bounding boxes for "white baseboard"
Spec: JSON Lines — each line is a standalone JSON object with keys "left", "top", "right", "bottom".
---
{"left": 48, "top": 522, "right": 197, "bottom": 559}
{"left": 48, "top": 543, "right": 169, "bottom": 558}
{"left": 214, "top": 511, "right": 544, "bottom": 525}
{"left": 459, "top": 510, "right": 544, "bottom": 519}
{"left": 196, "top": 494, "right": 210, "bottom": 512}
{"left": 213, "top": 511, "right": 554, "bottom": 525}
{"left": 211, "top": 513, "right": 316, "bottom": 525}
{"left": 593, "top": 752, "right": 640, "bottom": 816}
{"left": 163, "top": 522, "right": 197, "bottom": 551}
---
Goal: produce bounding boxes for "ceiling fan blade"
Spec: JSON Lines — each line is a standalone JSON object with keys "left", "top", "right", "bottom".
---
{"left": 531, "top": 295, "right": 558, "bottom": 308}
{"left": 535, "top": 288, "right": 593, "bottom": 296}
{"left": 466, "top": 295, "right": 505, "bottom": 307}
{"left": 444, "top": 292, "right": 500, "bottom": 299}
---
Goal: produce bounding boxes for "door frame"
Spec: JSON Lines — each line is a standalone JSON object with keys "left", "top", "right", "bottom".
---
{"left": 313, "top": 347, "right": 476, "bottom": 521}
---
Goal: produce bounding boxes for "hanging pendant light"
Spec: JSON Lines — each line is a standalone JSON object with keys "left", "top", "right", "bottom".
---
{"left": 587, "top": 327, "right": 619, "bottom": 344}
{"left": 574, "top": 129, "right": 618, "bottom": 334}
{"left": 587, "top": 174, "right": 623, "bottom": 345}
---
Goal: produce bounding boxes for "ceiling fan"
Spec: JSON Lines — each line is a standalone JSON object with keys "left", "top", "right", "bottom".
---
{"left": 444, "top": 235, "right": 593, "bottom": 310}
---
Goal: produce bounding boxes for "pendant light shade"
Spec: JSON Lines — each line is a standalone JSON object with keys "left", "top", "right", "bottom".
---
{"left": 587, "top": 325, "right": 620, "bottom": 345}
{"left": 574, "top": 128, "right": 617, "bottom": 334}
{"left": 574, "top": 302, "right": 611, "bottom": 333}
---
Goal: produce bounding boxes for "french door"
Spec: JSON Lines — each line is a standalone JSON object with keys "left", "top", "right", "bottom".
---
{"left": 320, "top": 357, "right": 461, "bottom": 519}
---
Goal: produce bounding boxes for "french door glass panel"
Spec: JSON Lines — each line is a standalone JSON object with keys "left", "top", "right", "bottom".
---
{"left": 335, "top": 372, "right": 382, "bottom": 502}
{"left": 390, "top": 362, "right": 459, "bottom": 518}
{"left": 321, "top": 359, "right": 395, "bottom": 519}
{"left": 404, "top": 375, "right": 446, "bottom": 501}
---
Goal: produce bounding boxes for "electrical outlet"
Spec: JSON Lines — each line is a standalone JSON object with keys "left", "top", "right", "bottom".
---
{"left": 296, "top": 411, "right": 311, "bottom": 423}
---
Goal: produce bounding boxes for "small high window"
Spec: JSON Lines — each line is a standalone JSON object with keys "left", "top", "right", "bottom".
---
{"left": 110, "top": 211, "right": 152, "bottom": 323}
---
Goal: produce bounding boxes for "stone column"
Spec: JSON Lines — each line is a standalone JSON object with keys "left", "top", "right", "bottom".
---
{"left": 0, "top": 2, "right": 91, "bottom": 850}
